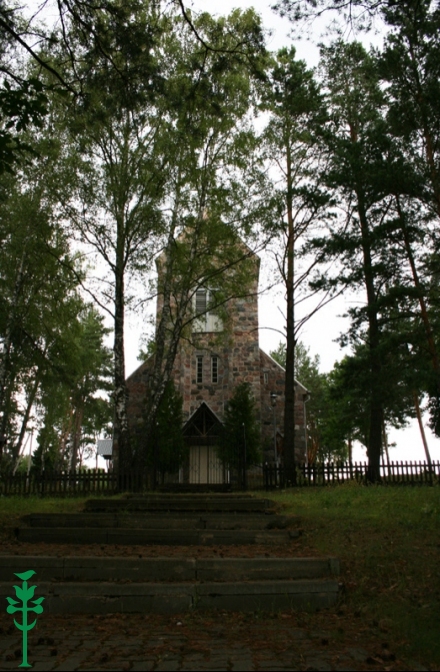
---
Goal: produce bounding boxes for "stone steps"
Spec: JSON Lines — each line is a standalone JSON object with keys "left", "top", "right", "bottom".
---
{"left": 157, "top": 483, "right": 232, "bottom": 493}
{"left": 84, "top": 496, "right": 276, "bottom": 513}
{"left": 21, "top": 512, "right": 295, "bottom": 530}
{"left": 15, "top": 527, "right": 299, "bottom": 545}
{"left": 7, "top": 494, "right": 342, "bottom": 613}
{"left": 0, "top": 556, "right": 341, "bottom": 614}
{"left": 0, "top": 556, "right": 340, "bottom": 582}
{"left": 16, "top": 495, "right": 298, "bottom": 545}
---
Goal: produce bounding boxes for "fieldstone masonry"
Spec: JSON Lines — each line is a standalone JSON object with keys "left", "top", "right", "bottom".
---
{"left": 126, "top": 245, "right": 308, "bottom": 470}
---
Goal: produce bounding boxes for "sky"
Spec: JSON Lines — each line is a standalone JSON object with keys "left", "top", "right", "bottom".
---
{"left": 24, "top": 0, "right": 440, "bottom": 466}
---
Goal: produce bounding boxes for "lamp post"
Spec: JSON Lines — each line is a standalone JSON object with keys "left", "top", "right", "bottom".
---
{"left": 270, "top": 392, "right": 278, "bottom": 465}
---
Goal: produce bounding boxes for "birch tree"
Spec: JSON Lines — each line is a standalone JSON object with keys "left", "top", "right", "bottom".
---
{"left": 136, "top": 8, "right": 269, "bottom": 469}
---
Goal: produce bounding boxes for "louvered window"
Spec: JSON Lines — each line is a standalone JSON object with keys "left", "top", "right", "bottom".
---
{"left": 195, "top": 289, "right": 207, "bottom": 315}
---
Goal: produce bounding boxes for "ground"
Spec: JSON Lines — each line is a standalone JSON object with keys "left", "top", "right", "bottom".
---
{"left": 0, "top": 486, "right": 438, "bottom": 670}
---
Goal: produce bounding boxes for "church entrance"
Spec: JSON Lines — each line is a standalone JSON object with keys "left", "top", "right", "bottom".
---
{"left": 189, "top": 445, "right": 223, "bottom": 484}
{"left": 183, "top": 403, "right": 226, "bottom": 484}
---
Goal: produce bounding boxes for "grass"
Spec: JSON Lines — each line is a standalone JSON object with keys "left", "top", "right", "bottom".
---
{"left": 262, "top": 483, "right": 440, "bottom": 669}
{"left": 0, "top": 495, "right": 89, "bottom": 533}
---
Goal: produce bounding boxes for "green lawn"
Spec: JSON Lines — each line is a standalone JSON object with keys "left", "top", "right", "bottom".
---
{"left": 263, "top": 484, "right": 440, "bottom": 668}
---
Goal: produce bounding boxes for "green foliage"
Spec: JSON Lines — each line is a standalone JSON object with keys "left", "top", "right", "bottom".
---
{"left": 269, "top": 342, "right": 286, "bottom": 368}
{"left": 33, "top": 306, "right": 113, "bottom": 472}
{"left": 270, "top": 341, "right": 348, "bottom": 463}
{"left": 218, "top": 383, "right": 261, "bottom": 468}
{"left": 0, "top": 163, "right": 101, "bottom": 468}
{"left": 153, "top": 381, "right": 186, "bottom": 475}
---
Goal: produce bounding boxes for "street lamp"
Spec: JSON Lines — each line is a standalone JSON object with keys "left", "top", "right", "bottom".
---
{"left": 270, "top": 392, "right": 278, "bottom": 464}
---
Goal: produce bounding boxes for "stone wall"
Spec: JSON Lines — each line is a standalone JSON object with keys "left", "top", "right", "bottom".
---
{"left": 125, "top": 248, "right": 308, "bottom": 466}
{"left": 259, "top": 350, "right": 308, "bottom": 463}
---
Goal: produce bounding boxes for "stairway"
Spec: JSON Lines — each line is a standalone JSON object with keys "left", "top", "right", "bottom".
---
{"left": 5, "top": 494, "right": 342, "bottom": 614}
{"left": 17, "top": 494, "right": 298, "bottom": 545}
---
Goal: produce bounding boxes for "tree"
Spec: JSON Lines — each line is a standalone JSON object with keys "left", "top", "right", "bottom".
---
{"left": 48, "top": 0, "right": 173, "bottom": 470}
{"left": 309, "top": 40, "right": 408, "bottom": 481}
{"left": 379, "top": 0, "right": 440, "bottom": 436}
{"left": 146, "top": 381, "right": 185, "bottom": 481}
{"left": 261, "top": 47, "right": 330, "bottom": 480}
{"left": 218, "top": 382, "right": 261, "bottom": 473}
{"left": 0, "top": 1, "right": 50, "bottom": 174}
{"left": 272, "top": 0, "right": 394, "bottom": 32}
{"left": 132, "top": 9, "right": 268, "bottom": 468}
{"left": 32, "top": 307, "right": 112, "bottom": 473}
{"left": 270, "top": 341, "right": 349, "bottom": 463}
{"left": 50, "top": 5, "right": 268, "bottom": 474}
{"left": 0, "top": 163, "right": 89, "bottom": 469}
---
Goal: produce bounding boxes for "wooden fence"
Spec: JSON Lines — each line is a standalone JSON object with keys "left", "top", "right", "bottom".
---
{"left": 263, "top": 460, "right": 440, "bottom": 489}
{"left": 0, "top": 470, "right": 153, "bottom": 497}
{"left": 0, "top": 460, "right": 439, "bottom": 496}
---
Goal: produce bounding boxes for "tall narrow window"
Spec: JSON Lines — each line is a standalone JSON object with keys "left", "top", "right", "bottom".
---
{"left": 196, "top": 355, "right": 203, "bottom": 384}
{"left": 211, "top": 356, "right": 218, "bottom": 384}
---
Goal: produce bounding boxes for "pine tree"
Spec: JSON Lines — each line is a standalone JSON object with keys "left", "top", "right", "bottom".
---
{"left": 219, "top": 383, "right": 261, "bottom": 473}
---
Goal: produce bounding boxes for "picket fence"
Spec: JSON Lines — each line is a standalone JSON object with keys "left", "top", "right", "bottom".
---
{"left": 263, "top": 460, "right": 440, "bottom": 489}
{"left": 0, "top": 460, "right": 438, "bottom": 496}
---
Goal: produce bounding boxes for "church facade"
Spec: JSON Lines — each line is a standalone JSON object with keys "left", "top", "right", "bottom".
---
{"left": 126, "top": 247, "right": 308, "bottom": 483}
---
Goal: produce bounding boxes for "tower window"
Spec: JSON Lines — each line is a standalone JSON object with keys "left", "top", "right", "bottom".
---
{"left": 211, "top": 356, "right": 218, "bottom": 383}
{"left": 196, "top": 355, "right": 203, "bottom": 384}
{"left": 195, "top": 289, "right": 207, "bottom": 315}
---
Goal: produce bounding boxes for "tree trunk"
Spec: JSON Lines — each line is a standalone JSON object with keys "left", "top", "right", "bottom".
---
{"left": 113, "top": 260, "right": 130, "bottom": 472}
{"left": 11, "top": 375, "right": 40, "bottom": 472}
{"left": 414, "top": 392, "right": 432, "bottom": 468}
{"left": 356, "top": 188, "right": 383, "bottom": 483}
{"left": 381, "top": 419, "right": 390, "bottom": 467}
{"left": 283, "top": 141, "right": 297, "bottom": 484}
{"left": 59, "top": 407, "right": 74, "bottom": 467}
{"left": 0, "top": 252, "right": 26, "bottom": 456}
{"left": 70, "top": 403, "right": 84, "bottom": 471}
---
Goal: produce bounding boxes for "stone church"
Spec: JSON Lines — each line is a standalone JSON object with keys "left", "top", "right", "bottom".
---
{"left": 126, "top": 243, "right": 308, "bottom": 483}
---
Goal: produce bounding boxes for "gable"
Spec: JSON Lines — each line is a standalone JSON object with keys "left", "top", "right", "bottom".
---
{"left": 183, "top": 402, "right": 223, "bottom": 445}
{"left": 260, "top": 349, "right": 309, "bottom": 395}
